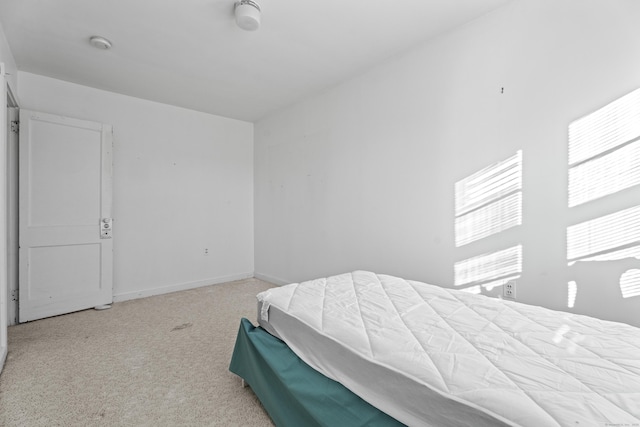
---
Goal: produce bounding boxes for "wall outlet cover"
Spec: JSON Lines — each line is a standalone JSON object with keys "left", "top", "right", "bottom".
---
{"left": 503, "top": 280, "right": 516, "bottom": 299}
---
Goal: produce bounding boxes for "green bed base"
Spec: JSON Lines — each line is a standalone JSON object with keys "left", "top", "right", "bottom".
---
{"left": 229, "top": 318, "right": 405, "bottom": 427}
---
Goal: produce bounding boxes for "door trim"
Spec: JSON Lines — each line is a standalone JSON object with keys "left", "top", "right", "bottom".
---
{"left": 0, "top": 62, "right": 16, "bottom": 372}
{"left": 6, "top": 105, "right": 18, "bottom": 326}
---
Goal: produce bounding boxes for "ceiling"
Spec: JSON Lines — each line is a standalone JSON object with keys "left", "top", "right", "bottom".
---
{"left": 0, "top": 0, "right": 511, "bottom": 122}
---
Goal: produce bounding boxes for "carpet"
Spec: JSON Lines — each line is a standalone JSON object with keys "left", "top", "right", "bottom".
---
{"left": 0, "top": 278, "right": 276, "bottom": 426}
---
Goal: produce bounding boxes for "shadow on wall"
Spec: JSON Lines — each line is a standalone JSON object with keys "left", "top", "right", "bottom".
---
{"left": 567, "top": 258, "right": 640, "bottom": 325}
{"left": 453, "top": 87, "right": 640, "bottom": 327}
{"left": 564, "top": 88, "right": 640, "bottom": 326}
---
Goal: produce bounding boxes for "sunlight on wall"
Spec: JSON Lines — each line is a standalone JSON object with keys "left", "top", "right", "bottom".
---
{"left": 455, "top": 151, "right": 522, "bottom": 247}
{"left": 569, "top": 141, "right": 640, "bottom": 207}
{"left": 454, "top": 151, "right": 522, "bottom": 293}
{"left": 568, "top": 88, "right": 640, "bottom": 167}
{"left": 454, "top": 245, "right": 522, "bottom": 293}
{"left": 455, "top": 193, "right": 522, "bottom": 247}
{"left": 567, "top": 205, "right": 640, "bottom": 260}
{"left": 620, "top": 269, "right": 640, "bottom": 299}
{"left": 567, "top": 88, "right": 640, "bottom": 304}
{"left": 567, "top": 281, "right": 577, "bottom": 308}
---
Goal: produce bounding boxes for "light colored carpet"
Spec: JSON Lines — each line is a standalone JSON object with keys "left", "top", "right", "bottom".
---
{"left": 0, "top": 278, "right": 277, "bottom": 426}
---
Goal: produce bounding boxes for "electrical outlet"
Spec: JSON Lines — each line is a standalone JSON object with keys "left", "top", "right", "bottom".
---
{"left": 503, "top": 280, "right": 516, "bottom": 299}
{"left": 204, "top": 248, "right": 209, "bottom": 256}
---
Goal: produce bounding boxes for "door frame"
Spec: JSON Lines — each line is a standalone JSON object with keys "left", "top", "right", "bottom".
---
{"left": 0, "top": 62, "right": 17, "bottom": 372}
{"left": 6, "top": 88, "right": 18, "bottom": 326}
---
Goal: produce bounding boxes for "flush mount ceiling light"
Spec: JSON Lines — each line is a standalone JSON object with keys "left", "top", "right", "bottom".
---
{"left": 89, "top": 36, "right": 112, "bottom": 50}
{"left": 235, "top": 0, "right": 261, "bottom": 31}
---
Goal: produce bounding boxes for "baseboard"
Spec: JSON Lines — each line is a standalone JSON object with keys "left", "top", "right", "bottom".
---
{"left": 253, "top": 272, "right": 291, "bottom": 286}
{"left": 113, "top": 272, "right": 254, "bottom": 303}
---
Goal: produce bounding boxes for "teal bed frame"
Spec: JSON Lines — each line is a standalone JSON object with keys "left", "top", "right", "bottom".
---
{"left": 229, "top": 318, "right": 406, "bottom": 427}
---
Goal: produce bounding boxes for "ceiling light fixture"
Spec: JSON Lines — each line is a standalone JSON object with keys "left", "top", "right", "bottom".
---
{"left": 89, "top": 36, "right": 112, "bottom": 50}
{"left": 235, "top": 0, "right": 261, "bottom": 31}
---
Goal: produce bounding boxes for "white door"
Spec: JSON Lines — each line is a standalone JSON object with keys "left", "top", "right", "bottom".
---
{"left": 19, "top": 110, "right": 113, "bottom": 322}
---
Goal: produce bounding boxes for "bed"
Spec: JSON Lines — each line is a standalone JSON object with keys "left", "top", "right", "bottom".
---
{"left": 229, "top": 270, "right": 640, "bottom": 426}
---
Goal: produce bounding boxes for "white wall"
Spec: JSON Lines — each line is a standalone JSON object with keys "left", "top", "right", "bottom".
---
{"left": 254, "top": 0, "right": 640, "bottom": 326}
{"left": 18, "top": 72, "right": 254, "bottom": 301}
{"left": 0, "top": 20, "right": 17, "bottom": 93}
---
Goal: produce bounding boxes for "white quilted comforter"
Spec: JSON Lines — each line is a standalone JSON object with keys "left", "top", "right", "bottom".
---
{"left": 257, "top": 271, "right": 640, "bottom": 427}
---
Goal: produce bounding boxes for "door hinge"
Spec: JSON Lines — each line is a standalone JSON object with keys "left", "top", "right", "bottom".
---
{"left": 10, "top": 289, "right": 18, "bottom": 302}
{"left": 10, "top": 120, "right": 19, "bottom": 133}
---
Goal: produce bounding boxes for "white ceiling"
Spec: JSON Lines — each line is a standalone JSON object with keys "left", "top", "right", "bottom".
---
{"left": 0, "top": 0, "right": 511, "bottom": 122}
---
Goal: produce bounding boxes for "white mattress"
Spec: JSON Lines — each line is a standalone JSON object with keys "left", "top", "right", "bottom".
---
{"left": 257, "top": 271, "right": 640, "bottom": 427}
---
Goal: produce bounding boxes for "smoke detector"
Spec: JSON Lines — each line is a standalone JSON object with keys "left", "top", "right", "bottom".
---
{"left": 235, "top": 0, "right": 261, "bottom": 31}
{"left": 89, "top": 36, "right": 112, "bottom": 50}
